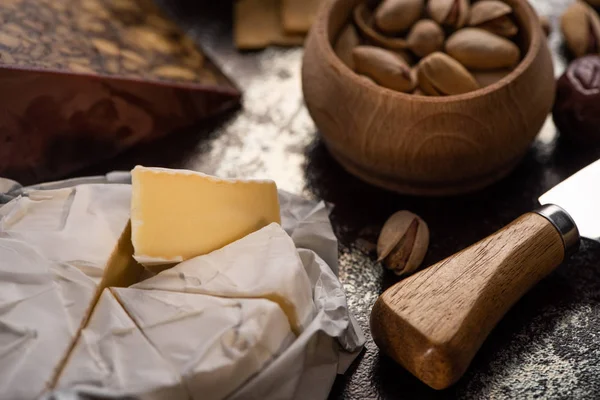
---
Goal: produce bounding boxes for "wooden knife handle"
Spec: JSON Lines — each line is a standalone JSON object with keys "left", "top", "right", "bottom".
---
{"left": 370, "top": 210, "right": 575, "bottom": 390}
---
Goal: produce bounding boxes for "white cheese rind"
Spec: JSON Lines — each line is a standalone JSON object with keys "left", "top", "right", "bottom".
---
{"left": 56, "top": 289, "right": 187, "bottom": 399}
{"left": 113, "top": 288, "right": 294, "bottom": 400}
{"left": 0, "top": 184, "right": 131, "bottom": 282}
{"left": 0, "top": 238, "right": 75, "bottom": 400}
{"left": 132, "top": 223, "right": 315, "bottom": 333}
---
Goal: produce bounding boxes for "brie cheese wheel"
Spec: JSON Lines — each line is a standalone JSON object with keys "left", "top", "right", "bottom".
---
{"left": 0, "top": 184, "right": 131, "bottom": 282}
{"left": 112, "top": 288, "right": 295, "bottom": 400}
{"left": 132, "top": 223, "right": 315, "bottom": 334}
{"left": 0, "top": 238, "right": 76, "bottom": 400}
{"left": 56, "top": 289, "right": 187, "bottom": 398}
{"left": 130, "top": 166, "right": 281, "bottom": 268}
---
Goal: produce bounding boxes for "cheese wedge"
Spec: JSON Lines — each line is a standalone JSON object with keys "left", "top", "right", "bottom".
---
{"left": 132, "top": 223, "right": 315, "bottom": 334}
{"left": 130, "top": 166, "right": 281, "bottom": 268}
{"left": 112, "top": 288, "right": 294, "bottom": 400}
{"left": 0, "top": 238, "right": 76, "bottom": 400}
{"left": 55, "top": 289, "right": 187, "bottom": 398}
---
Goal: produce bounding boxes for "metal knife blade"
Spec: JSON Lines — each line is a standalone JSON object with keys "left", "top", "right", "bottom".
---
{"left": 539, "top": 158, "right": 600, "bottom": 242}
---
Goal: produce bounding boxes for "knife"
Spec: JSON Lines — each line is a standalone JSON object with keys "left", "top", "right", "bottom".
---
{"left": 370, "top": 158, "right": 600, "bottom": 390}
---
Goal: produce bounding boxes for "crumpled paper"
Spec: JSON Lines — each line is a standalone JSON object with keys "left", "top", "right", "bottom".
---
{"left": 0, "top": 173, "right": 365, "bottom": 400}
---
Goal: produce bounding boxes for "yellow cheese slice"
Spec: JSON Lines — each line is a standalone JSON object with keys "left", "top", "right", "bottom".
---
{"left": 130, "top": 166, "right": 281, "bottom": 269}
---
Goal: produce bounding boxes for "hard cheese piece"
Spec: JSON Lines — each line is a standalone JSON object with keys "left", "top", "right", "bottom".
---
{"left": 281, "top": 0, "right": 321, "bottom": 34}
{"left": 0, "top": 184, "right": 131, "bottom": 282}
{"left": 234, "top": 0, "right": 305, "bottom": 50}
{"left": 0, "top": 238, "right": 76, "bottom": 400}
{"left": 130, "top": 166, "right": 282, "bottom": 267}
{"left": 56, "top": 289, "right": 187, "bottom": 398}
{"left": 132, "top": 223, "right": 314, "bottom": 334}
{"left": 113, "top": 288, "right": 294, "bottom": 400}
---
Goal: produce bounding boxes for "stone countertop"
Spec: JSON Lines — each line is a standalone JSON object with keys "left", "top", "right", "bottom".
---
{"left": 78, "top": 0, "right": 600, "bottom": 398}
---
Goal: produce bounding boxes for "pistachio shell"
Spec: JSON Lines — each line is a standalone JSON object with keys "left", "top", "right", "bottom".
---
{"left": 560, "top": 2, "right": 600, "bottom": 57}
{"left": 427, "top": 0, "right": 470, "bottom": 29}
{"left": 358, "top": 74, "right": 376, "bottom": 85}
{"left": 445, "top": 28, "right": 521, "bottom": 70}
{"left": 407, "top": 19, "right": 445, "bottom": 57}
{"left": 417, "top": 52, "right": 480, "bottom": 95}
{"left": 377, "top": 210, "right": 429, "bottom": 276}
{"left": 353, "top": 45, "right": 417, "bottom": 92}
{"left": 471, "top": 68, "right": 512, "bottom": 86}
{"left": 478, "top": 16, "right": 519, "bottom": 37}
{"left": 469, "top": 0, "right": 512, "bottom": 26}
{"left": 374, "top": 0, "right": 424, "bottom": 33}
{"left": 334, "top": 24, "right": 360, "bottom": 69}
{"left": 353, "top": 3, "right": 408, "bottom": 50}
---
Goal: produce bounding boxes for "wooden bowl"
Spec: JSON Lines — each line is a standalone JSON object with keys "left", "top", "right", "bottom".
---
{"left": 301, "top": 0, "right": 555, "bottom": 196}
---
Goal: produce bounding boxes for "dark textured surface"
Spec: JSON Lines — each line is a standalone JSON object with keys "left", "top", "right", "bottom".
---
{"left": 72, "top": 0, "right": 600, "bottom": 398}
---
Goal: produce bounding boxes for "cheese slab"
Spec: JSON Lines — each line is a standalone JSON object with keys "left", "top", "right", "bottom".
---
{"left": 0, "top": 184, "right": 131, "bottom": 282}
{"left": 113, "top": 288, "right": 294, "bottom": 400}
{"left": 130, "top": 166, "right": 281, "bottom": 268}
{"left": 234, "top": 0, "right": 305, "bottom": 50}
{"left": 132, "top": 223, "right": 314, "bottom": 334}
{"left": 0, "top": 238, "right": 76, "bottom": 400}
{"left": 55, "top": 289, "right": 187, "bottom": 399}
{"left": 281, "top": 0, "right": 321, "bottom": 34}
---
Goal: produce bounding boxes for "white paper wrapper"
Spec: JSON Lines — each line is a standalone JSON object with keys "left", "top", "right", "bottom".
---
{"left": 0, "top": 173, "right": 365, "bottom": 400}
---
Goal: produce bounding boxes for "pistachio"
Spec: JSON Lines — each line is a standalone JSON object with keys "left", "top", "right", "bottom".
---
{"left": 446, "top": 28, "right": 521, "bottom": 70}
{"left": 471, "top": 68, "right": 512, "bottom": 86}
{"left": 377, "top": 210, "right": 429, "bottom": 276}
{"left": 407, "top": 19, "right": 445, "bottom": 57}
{"left": 427, "top": 0, "right": 470, "bottom": 29}
{"left": 334, "top": 24, "right": 360, "bottom": 69}
{"left": 468, "top": 0, "right": 518, "bottom": 37}
{"left": 374, "top": 0, "right": 424, "bottom": 34}
{"left": 560, "top": 2, "right": 600, "bottom": 58}
{"left": 417, "top": 52, "right": 480, "bottom": 95}
{"left": 353, "top": 3, "right": 408, "bottom": 50}
{"left": 353, "top": 46, "right": 417, "bottom": 92}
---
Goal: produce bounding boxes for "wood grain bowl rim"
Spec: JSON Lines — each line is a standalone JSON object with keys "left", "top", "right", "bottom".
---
{"left": 316, "top": 0, "right": 544, "bottom": 103}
